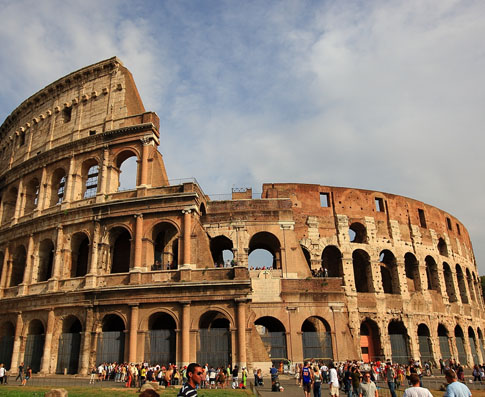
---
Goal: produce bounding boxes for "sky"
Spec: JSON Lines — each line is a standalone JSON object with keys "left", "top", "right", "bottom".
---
{"left": 0, "top": 0, "right": 484, "bottom": 273}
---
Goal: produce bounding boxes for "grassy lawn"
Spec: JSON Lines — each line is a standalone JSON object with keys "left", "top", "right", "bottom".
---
{"left": 0, "top": 386, "right": 254, "bottom": 397}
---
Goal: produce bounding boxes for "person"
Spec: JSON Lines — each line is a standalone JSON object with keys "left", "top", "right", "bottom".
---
{"left": 385, "top": 362, "right": 397, "bottom": 397}
{"left": 16, "top": 362, "right": 24, "bottom": 382}
{"left": 140, "top": 390, "right": 160, "bottom": 397}
{"left": 313, "top": 366, "right": 322, "bottom": 397}
{"left": 178, "top": 363, "right": 203, "bottom": 397}
{"left": 21, "top": 366, "right": 32, "bottom": 386}
{"left": 270, "top": 364, "right": 278, "bottom": 382}
{"left": 359, "top": 371, "right": 378, "bottom": 397}
{"left": 329, "top": 362, "right": 340, "bottom": 397}
{"left": 301, "top": 361, "right": 314, "bottom": 397}
{"left": 350, "top": 366, "right": 361, "bottom": 397}
{"left": 232, "top": 365, "right": 239, "bottom": 389}
{"left": 403, "top": 374, "right": 432, "bottom": 397}
{"left": 0, "top": 363, "right": 5, "bottom": 384}
{"left": 444, "top": 369, "right": 472, "bottom": 397}
{"left": 90, "top": 366, "right": 97, "bottom": 384}
{"left": 241, "top": 367, "right": 247, "bottom": 389}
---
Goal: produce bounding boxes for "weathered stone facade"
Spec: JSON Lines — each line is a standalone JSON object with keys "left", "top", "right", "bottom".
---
{"left": 0, "top": 58, "right": 483, "bottom": 375}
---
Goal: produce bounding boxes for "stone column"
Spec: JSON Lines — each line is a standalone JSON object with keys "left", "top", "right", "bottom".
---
{"left": 181, "top": 301, "right": 191, "bottom": 367}
{"left": 133, "top": 214, "right": 143, "bottom": 269}
{"left": 236, "top": 299, "right": 247, "bottom": 368}
{"left": 19, "top": 234, "right": 35, "bottom": 295}
{"left": 79, "top": 306, "right": 93, "bottom": 375}
{"left": 0, "top": 246, "right": 10, "bottom": 293}
{"left": 36, "top": 166, "right": 47, "bottom": 211}
{"left": 182, "top": 210, "right": 192, "bottom": 266}
{"left": 140, "top": 138, "right": 150, "bottom": 187}
{"left": 13, "top": 179, "right": 23, "bottom": 222}
{"left": 88, "top": 221, "right": 101, "bottom": 276}
{"left": 10, "top": 312, "right": 23, "bottom": 373}
{"left": 129, "top": 304, "right": 139, "bottom": 363}
{"left": 50, "top": 226, "right": 64, "bottom": 286}
{"left": 99, "top": 146, "right": 109, "bottom": 196}
{"left": 40, "top": 309, "right": 55, "bottom": 374}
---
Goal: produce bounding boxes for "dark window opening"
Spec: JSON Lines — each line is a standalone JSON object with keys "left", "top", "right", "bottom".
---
{"left": 320, "top": 193, "right": 330, "bottom": 207}
{"left": 19, "top": 132, "right": 25, "bottom": 146}
{"left": 57, "top": 176, "right": 66, "bottom": 204}
{"left": 375, "top": 197, "right": 385, "bottom": 212}
{"left": 446, "top": 218, "right": 452, "bottom": 230}
{"left": 456, "top": 223, "right": 461, "bottom": 235}
{"left": 84, "top": 165, "right": 99, "bottom": 198}
{"left": 62, "top": 107, "right": 72, "bottom": 123}
{"left": 349, "top": 222, "right": 367, "bottom": 243}
{"left": 438, "top": 238, "right": 448, "bottom": 257}
{"left": 418, "top": 209, "right": 427, "bottom": 228}
{"left": 89, "top": 130, "right": 96, "bottom": 136}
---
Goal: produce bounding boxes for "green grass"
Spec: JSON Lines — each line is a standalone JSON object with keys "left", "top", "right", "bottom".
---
{"left": 0, "top": 386, "right": 253, "bottom": 397}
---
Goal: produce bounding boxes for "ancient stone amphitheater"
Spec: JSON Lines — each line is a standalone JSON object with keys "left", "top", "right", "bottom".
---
{"left": 0, "top": 57, "right": 483, "bottom": 375}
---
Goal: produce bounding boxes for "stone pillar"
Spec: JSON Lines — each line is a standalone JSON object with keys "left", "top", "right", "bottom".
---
{"left": 19, "top": 234, "right": 35, "bottom": 295}
{"left": 129, "top": 304, "right": 139, "bottom": 363}
{"left": 37, "top": 166, "right": 47, "bottom": 211}
{"left": 396, "top": 260, "right": 409, "bottom": 298}
{"left": 133, "top": 214, "right": 143, "bottom": 269}
{"left": 88, "top": 221, "right": 100, "bottom": 276}
{"left": 0, "top": 246, "right": 10, "bottom": 293}
{"left": 13, "top": 179, "right": 23, "bottom": 222}
{"left": 99, "top": 146, "right": 109, "bottom": 196}
{"left": 40, "top": 309, "right": 55, "bottom": 374}
{"left": 236, "top": 299, "right": 247, "bottom": 368}
{"left": 342, "top": 255, "right": 356, "bottom": 293}
{"left": 51, "top": 226, "right": 64, "bottom": 282}
{"left": 140, "top": 138, "right": 150, "bottom": 187}
{"left": 182, "top": 209, "right": 192, "bottom": 266}
{"left": 79, "top": 306, "right": 94, "bottom": 375}
{"left": 66, "top": 155, "right": 77, "bottom": 203}
{"left": 10, "top": 312, "right": 23, "bottom": 373}
{"left": 181, "top": 301, "right": 191, "bottom": 367}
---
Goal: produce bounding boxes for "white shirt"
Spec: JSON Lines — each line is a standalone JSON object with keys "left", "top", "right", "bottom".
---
{"left": 0, "top": 367, "right": 5, "bottom": 376}
{"left": 403, "top": 386, "right": 433, "bottom": 397}
{"left": 329, "top": 367, "right": 339, "bottom": 387}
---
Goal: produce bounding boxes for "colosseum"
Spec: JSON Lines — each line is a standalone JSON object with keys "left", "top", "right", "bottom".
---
{"left": 0, "top": 57, "right": 483, "bottom": 376}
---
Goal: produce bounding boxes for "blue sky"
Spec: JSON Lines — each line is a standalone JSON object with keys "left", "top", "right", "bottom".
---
{"left": 1, "top": 0, "right": 484, "bottom": 273}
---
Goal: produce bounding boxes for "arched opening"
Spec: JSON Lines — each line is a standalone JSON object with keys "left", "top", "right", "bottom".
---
{"left": 322, "top": 246, "right": 343, "bottom": 278}
{"left": 200, "top": 203, "right": 207, "bottom": 216}
{"left": 301, "top": 245, "right": 311, "bottom": 269}
{"left": 146, "top": 313, "right": 176, "bottom": 366}
{"left": 97, "top": 314, "right": 125, "bottom": 364}
{"left": 116, "top": 151, "right": 138, "bottom": 191}
{"left": 152, "top": 222, "right": 179, "bottom": 270}
{"left": 404, "top": 253, "right": 421, "bottom": 292}
{"left": 455, "top": 325, "right": 467, "bottom": 365}
{"left": 2, "top": 187, "right": 17, "bottom": 224}
{"left": 438, "top": 238, "right": 448, "bottom": 257}
{"left": 466, "top": 269, "right": 476, "bottom": 303}
{"left": 50, "top": 169, "right": 67, "bottom": 206}
{"left": 10, "top": 245, "right": 26, "bottom": 287}
{"left": 82, "top": 160, "right": 99, "bottom": 199}
{"left": 456, "top": 265, "right": 468, "bottom": 304}
{"left": 38, "top": 239, "right": 55, "bottom": 282}
{"left": 417, "top": 324, "right": 433, "bottom": 363}
{"left": 360, "top": 319, "right": 381, "bottom": 363}
{"left": 443, "top": 263, "right": 457, "bottom": 302}
{"left": 210, "top": 235, "right": 233, "bottom": 267}
{"left": 477, "top": 328, "right": 485, "bottom": 364}
{"left": 0, "top": 321, "right": 15, "bottom": 370}
{"left": 468, "top": 327, "right": 479, "bottom": 366}
{"left": 438, "top": 324, "right": 451, "bottom": 360}
{"left": 71, "top": 233, "right": 89, "bottom": 278}
{"left": 110, "top": 227, "right": 131, "bottom": 273}
{"left": 0, "top": 251, "right": 4, "bottom": 286}
{"left": 388, "top": 321, "right": 410, "bottom": 364}
{"left": 349, "top": 222, "right": 367, "bottom": 243}
{"left": 425, "top": 256, "right": 440, "bottom": 292}
{"left": 379, "top": 250, "right": 400, "bottom": 294}
{"left": 353, "top": 249, "right": 373, "bottom": 293}
{"left": 24, "top": 320, "right": 45, "bottom": 373}
{"left": 248, "top": 232, "right": 281, "bottom": 269}
{"left": 197, "top": 311, "right": 231, "bottom": 367}
{"left": 255, "top": 316, "right": 287, "bottom": 364}
{"left": 56, "top": 316, "right": 82, "bottom": 374}
{"left": 24, "top": 178, "right": 40, "bottom": 214}
{"left": 301, "top": 316, "right": 333, "bottom": 361}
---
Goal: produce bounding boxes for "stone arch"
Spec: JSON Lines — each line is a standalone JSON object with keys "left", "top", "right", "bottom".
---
{"left": 254, "top": 316, "right": 288, "bottom": 362}
{"left": 10, "top": 245, "right": 27, "bottom": 286}
{"left": 301, "top": 244, "right": 311, "bottom": 270}
{"left": 197, "top": 310, "right": 232, "bottom": 367}
{"left": 438, "top": 324, "right": 451, "bottom": 360}
{"left": 146, "top": 312, "right": 177, "bottom": 365}
{"left": 438, "top": 238, "right": 448, "bottom": 257}
{"left": 468, "top": 326, "right": 479, "bottom": 365}
{"left": 109, "top": 226, "right": 132, "bottom": 274}
{"left": 248, "top": 231, "right": 282, "bottom": 269}
{"left": 425, "top": 256, "right": 440, "bottom": 292}
{"left": 38, "top": 238, "right": 55, "bottom": 282}
{"left": 455, "top": 264, "right": 468, "bottom": 304}
{"left": 404, "top": 253, "right": 421, "bottom": 292}
{"left": 417, "top": 323, "right": 433, "bottom": 363}
{"left": 2, "top": 186, "right": 17, "bottom": 224}
{"left": 97, "top": 314, "right": 126, "bottom": 364}
{"left": 301, "top": 316, "right": 333, "bottom": 361}
{"left": 25, "top": 319, "right": 45, "bottom": 373}
{"left": 379, "top": 250, "right": 400, "bottom": 294}
{"left": 388, "top": 320, "right": 410, "bottom": 364}
{"left": 349, "top": 222, "right": 367, "bottom": 243}
{"left": 24, "top": 176, "right": 40, "bottom": 214}
{"left": 49, "top": 168, "right": 67, "bottom": 206}
{"left": 322, "top": 245, "right": 343, "bottom": 278}
{"left": 81, "top": 158, "right": 99, "bottom": 199}
{"left": 210, "top": 235, "right": 234, "bottom": 267}
{"left": 56, "top": 315, "right": 82, "bottom": 374}
{"left": 115, "top": 149, "right": 140, "bottom": 191}
{"left": 454, "top": 325, "right": 467, "bottom": 365}
{"left": 151, "top": 221, "right": 180, "bottom": 270}
{"left": 70, "top": 232, "right": 90, "bottom": 278}
{"left": 443, "top": 262, "right": 457, "bottom": 302}
{"left": 360, "top": 318, "right": 381, "bottom": 362}
{"left": 353, "top": 249, "right": 373, "bottom": 293}
{"left": 0, "top": 321, "right": 15, "bottom": 370}
{"left": 199, "top": 203, "right": 207, "bottom": 216}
